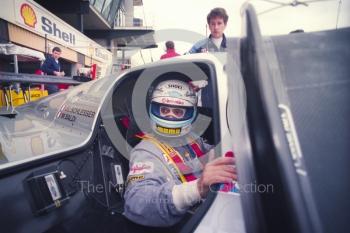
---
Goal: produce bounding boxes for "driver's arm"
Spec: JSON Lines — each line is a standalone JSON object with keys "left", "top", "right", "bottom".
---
{"left": 123, "top": 140, "right": 200, "bottom": 227}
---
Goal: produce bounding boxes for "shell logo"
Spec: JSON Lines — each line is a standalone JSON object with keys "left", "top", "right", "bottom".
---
{"left": 20, "top": 3, "right": 37, "bottom": 28}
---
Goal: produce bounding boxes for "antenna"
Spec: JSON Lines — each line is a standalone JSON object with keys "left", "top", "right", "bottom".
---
{"left": 142, "top": 3, "right": 148, "bottom": 27}
{"left": 206, "top": 24, "right": 208, "bottom": 38}
{"left": 335, "top": 0, "right": 342, "bottom": 29}
{"left": 206, "top": 24, "right": 209, "bottom": 52}
{"left": 149, "top": 49, "right": 153, "bottom": 62}
{"left": 139, "top": 50, "right": 145, "bottom": 65}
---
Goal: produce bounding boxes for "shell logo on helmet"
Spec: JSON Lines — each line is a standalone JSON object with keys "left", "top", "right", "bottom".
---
{"left": 20, "top": 3, "right": 37, "bottom": 28}
{"left": 168, "top": 84, "right": 183, "bottom": 89}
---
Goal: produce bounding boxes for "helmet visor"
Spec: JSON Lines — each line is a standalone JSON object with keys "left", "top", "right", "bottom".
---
{"left": 150, "top": 102, "right": 195, "bottom": 121}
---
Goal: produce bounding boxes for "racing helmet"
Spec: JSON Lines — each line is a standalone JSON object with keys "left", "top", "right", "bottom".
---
{"left": 149, "top": 79, "right": 198, "bottom": 137}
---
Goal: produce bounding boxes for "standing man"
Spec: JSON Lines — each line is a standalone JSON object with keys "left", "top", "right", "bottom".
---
{"left": 160, "top": 41, "right": 180, "bottom": 59}
{"left": 41, "top": 47, "right": 66, "bottom": 94}
{"left": 188, "top": 7, "right": 228, "bottom": 53}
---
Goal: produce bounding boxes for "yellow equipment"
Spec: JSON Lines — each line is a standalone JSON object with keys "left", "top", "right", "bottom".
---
{"left": 0, "top": 88, "right": 48, "bottom": 107}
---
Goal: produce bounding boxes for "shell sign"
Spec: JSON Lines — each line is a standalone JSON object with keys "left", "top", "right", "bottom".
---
{"left": 20, "top": 3, "right": 37, "bottom": 28}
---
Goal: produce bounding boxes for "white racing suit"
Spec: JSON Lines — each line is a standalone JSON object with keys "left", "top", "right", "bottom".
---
{"left": 123, "top": 134, "right": 213, "bottom": 227}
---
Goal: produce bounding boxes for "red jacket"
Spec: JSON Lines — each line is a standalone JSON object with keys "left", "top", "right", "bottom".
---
{"left": 160, "top": 49, "right": 180, "bottom": 60}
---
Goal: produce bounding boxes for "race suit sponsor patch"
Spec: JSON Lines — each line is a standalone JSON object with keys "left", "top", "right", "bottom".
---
{"left": 126, "top": 175, "right": 145, "bottom": 185}
{"left": 129, "top": 162, "right": 154, "bottom": 175}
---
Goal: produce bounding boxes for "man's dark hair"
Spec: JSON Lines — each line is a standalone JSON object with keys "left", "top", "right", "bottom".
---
{"left": 207, "top": 7, "right": 229, "bottom": 24}
{"left": 52, "top": 47, "right": 61, "bottom": 53}
{"left": 165, "top": 41, "right": 175, "bottom": 50}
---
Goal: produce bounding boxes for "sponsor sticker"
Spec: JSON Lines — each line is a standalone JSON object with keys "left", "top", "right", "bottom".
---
{"left": 129, "top": 162, "right": 154, "bottom": 175}
{"left": 156, "top": 126, "right": 181, "bottom": 135}
{"left": 161, "top": 97, "right": 185, "bottom": 105}
{"left": 114, "top": 165, "right": 124, "bottom": 185}
{"left": 168, "top": 84, "right": 183, "bottom": 89}
{"left": 126, "top": 175, "right": 145, "bottom": 185}
{"left": 45, "top": 174, "right": 61, "bottom": 201}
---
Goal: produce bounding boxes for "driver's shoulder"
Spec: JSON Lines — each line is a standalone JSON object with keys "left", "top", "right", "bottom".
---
{"left": 130, "top": 137, "right": 165, "bottom": 161}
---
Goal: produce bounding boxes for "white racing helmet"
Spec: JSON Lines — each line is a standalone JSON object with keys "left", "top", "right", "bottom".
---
{"left": 149, "top": 79, "right": 198, "bottom": 137}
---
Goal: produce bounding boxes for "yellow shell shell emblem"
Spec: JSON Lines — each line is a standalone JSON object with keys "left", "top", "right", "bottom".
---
{"left": 20, "top": 3, "right": 37, "bottom": 28}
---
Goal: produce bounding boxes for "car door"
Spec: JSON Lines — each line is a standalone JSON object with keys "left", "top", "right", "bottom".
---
{"left": 232, "top": 4, "right": 350, "bottom": 233}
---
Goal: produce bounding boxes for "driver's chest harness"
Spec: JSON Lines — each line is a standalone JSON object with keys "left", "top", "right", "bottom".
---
{"left": 137, "top": 134, "right": 205, "bottom": 183}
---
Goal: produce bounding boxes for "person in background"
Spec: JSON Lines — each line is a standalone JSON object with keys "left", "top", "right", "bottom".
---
{"left": 160, "top": 41, "right": 180, "bottom": 59}
{"left": 41, "top": 47, "right": 67, "bottom": 94}
{"left": 188, "top": 7, "right": 228, "bottom": 53}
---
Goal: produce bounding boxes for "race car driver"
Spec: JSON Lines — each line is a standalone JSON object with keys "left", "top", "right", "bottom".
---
{"left": 123, "top": 78, "right": 236, "bottom": 227}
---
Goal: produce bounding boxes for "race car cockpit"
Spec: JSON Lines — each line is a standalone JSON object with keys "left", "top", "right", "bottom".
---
{"left": 0, "top": 4, "right": 349, "bottom": 233}
{"left": 0, "top": 54, "right": 226, "bottom": 233}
